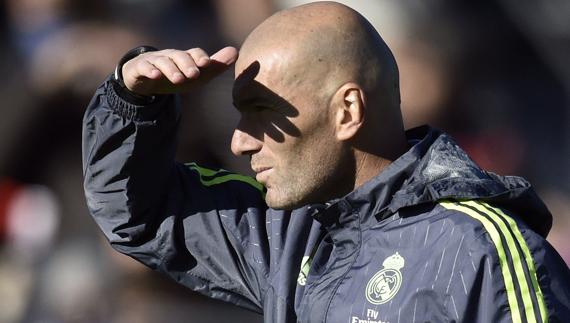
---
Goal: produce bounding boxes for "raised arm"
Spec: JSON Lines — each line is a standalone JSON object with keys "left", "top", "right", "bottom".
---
{"left": 82, "top": 46, "right": 269, "bottom": 312}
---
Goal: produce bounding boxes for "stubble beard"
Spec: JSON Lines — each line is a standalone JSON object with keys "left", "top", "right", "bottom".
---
{"left": 265, "top": 149, "right": 353, "bottom": 210}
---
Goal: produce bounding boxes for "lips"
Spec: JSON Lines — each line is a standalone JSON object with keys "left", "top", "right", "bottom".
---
{"left": 252, "top": 166, "right": 272, "bottom": 183}
{"left": 252, "top": 166, "right": 272, "bottom": 173}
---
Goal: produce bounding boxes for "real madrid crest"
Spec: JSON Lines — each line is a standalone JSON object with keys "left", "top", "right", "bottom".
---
{"left": 365, "top": 252, "right": 405, "bottom": 305}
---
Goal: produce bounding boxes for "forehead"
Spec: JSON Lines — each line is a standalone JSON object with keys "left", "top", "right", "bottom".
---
{"left": 233, "top": 49, "right": 297, "bottom": 105}
{"left": 235, "top": 46, "right": 293, "bottom": 83}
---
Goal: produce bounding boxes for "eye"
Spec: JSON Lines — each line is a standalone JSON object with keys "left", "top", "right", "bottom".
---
{"left": 259, "top": 105, "right": 285, "bottom": 115}
{"left": 247, "top": 105, "right": 279, "bottom": 117}
{"left": 238, "top": 103, "right": 280, "bottom": 123}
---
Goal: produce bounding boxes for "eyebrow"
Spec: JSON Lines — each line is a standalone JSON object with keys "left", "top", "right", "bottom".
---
{"left": 232, "top": 75, "right": 278, "bottom": 107}
{"left": 231, "top": 82, "right": 254, "bottom": 107}
{"left": 233, "top": 94, "right": 277, "bottom": 110}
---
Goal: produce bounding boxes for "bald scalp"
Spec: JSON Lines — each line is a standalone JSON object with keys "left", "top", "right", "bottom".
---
{"left": 232, "top": 2, "right": 409, "bottom": 206}
{"left": 238, "top": 1, "right": 400, "bottom": 108}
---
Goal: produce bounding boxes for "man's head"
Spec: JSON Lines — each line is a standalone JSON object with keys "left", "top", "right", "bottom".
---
{"left": 231, "top": 1, "right": 406, "bottom": 209}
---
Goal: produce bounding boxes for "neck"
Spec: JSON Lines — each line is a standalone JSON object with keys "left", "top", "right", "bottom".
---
{"left": 352, "top": 138, "right": 408, "bottom": 190}
{"left": 352, "top": 153, "right": 389, "bottom": 189}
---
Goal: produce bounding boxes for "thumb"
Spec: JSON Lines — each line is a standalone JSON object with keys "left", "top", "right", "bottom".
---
{"left": 195, "top": 46, "right": 239, "bottom": 84}
{"left": 210, "top": 46, "right": 239, "bottom": 65}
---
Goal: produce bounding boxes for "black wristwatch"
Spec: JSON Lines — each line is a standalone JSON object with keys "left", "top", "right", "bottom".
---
{"left": 112, "top": 45, "right": 159, "bottom": 103}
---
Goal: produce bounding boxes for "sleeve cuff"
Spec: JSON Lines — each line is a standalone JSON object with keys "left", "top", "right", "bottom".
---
{"left": 105, "top": 75, "right": 174, "bottom": 122}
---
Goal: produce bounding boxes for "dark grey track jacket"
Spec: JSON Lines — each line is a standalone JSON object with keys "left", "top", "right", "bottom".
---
{"left": 83, "top": 76, "right": 570, "bottom": 323}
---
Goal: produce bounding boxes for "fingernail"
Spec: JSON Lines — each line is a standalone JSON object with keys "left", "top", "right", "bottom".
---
{"left": 173, "top": 72, "right": 184, "bottom": 80}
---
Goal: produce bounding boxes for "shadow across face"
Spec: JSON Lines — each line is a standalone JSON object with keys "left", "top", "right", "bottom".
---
{"left": 232, "top": 61, "right": 301, "bottom": 143}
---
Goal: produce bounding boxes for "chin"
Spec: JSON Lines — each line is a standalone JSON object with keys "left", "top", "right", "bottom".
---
{"left": 265, "top": 190, "right": 306, "bottom": 210}
{"left": 265, "top": 190, "right": 311, "bottom": 211}
{"left": 265, "top": 199, "right": 298, "bottom": 211}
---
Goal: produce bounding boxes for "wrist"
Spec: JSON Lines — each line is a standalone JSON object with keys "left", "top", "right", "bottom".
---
{"left": 113, "top": 45, "right": 159, "bottom": 102}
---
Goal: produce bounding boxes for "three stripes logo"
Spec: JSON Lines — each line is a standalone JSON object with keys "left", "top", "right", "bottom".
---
{"left": 440, "top": 200, "right": 547, "bottom": 323}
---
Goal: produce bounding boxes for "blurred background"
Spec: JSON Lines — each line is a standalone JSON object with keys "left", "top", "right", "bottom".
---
{"left": 0, "top": 0, "right": 568, "bottom": 322}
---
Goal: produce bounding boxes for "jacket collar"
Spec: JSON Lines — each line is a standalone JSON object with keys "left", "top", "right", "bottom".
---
{"left": 310, "top": 125, "right": 552, "bottom": 236}
{"left": 310, "top": 126, "right": 437, "bottom": 230}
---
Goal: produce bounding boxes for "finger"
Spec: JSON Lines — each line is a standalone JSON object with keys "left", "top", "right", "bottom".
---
{"left": 187, "top": 48, "right": 211, "bottom": 68}
{"left": 122, "top": 58, "right": 162, "bottom": 93}
{"left": 168, "top": 51, "right": 200, "bottom": 79}
{"left": 195, "top": 47, "right": 239, "bottom": 84}
{"left": 210, "top": 46, "right": 239, "bottom": 65}
{"left": 136, "top": 59, "right": 162, "bottom": 80}
{"left": 148, "top": 56, "right": 186, "bottom": 84}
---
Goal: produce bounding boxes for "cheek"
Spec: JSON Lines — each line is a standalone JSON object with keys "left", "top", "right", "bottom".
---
{"left": 268, "top": 103, "right": 338, "bottom": 175}
{"left": 264, "top": 132, "right": 348, "bottom": 208}
{"left": 282, "top": 131, "right": 342, "bottom": 183}
{"left": 290, "top": 115, "right": 338, "bottom": 164}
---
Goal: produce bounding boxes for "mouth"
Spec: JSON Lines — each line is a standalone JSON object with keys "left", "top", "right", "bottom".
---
{"left": 252, "top": 166, "right": 272, "bottom": 183}
{"left": 252, "top": 166, "right": 271, "bottom": 173}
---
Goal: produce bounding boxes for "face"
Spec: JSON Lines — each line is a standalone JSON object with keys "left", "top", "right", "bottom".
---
{"left": 231, "top": 50, "right": 350, "bottom": 209}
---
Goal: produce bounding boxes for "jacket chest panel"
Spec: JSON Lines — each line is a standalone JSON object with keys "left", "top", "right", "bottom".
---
{"left": 296, "top": 215, "right": 362, "bottom": 322}
{"left": 322, "top": 216, "right": 460, "bottom": 323}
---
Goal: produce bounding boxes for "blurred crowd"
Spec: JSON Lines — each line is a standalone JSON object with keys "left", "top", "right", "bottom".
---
{"left": 0, "top": 0, "right": 568, "bottom": 322}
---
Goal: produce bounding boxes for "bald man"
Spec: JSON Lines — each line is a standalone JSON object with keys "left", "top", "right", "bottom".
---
{"left": 83, "top": 2, "right": 570, "bottom": 322}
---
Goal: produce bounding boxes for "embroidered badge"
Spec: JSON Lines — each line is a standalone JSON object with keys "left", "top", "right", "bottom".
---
{"left": 365, "top": 252, "right": 405, "bottom": 305}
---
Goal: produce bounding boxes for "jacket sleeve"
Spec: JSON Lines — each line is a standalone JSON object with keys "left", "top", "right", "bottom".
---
{"left": 445, "top": 207, "right": 570, "bottom": 323}
{"left": 82, "top": 76, "right": 269, "bottom": 312}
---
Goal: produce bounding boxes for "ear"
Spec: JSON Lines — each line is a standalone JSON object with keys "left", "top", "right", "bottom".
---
{"left": 333, "top": 83, "right": 366, "bottom": 141}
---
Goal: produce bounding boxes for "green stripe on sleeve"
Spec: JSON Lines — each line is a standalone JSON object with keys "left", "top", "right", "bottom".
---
{"left": 185, "top": 162, "right": 225, "bottom": 177}
{"left": 440, "top": 201, "right": 523, "bottom": 323}
{"left": 462, "top": 201, "right": 541, "bottom": 323}
{"left": 480, "top": 201, "right": 548, "bottom": 323}
{"left": 185, "top": 162, "right": 265, "bottom": 196}
{"left": 199, "top": 173, "right": 265, "bottom": 193}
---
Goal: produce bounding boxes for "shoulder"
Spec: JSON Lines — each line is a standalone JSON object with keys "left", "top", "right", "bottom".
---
{"left": 420, "top": 199, "right": 548, "bottom": 264}
{"left": 435, "top": 200, "right": 546, "bottom": 252}
{"left": 369, "top": 200, "right": 567, "bottom": 322}
{"left": 434, "top": 200, "right": 570, "bottom": 322}
{"left": 391, "top": 199, "right": 549, "bottom": 269}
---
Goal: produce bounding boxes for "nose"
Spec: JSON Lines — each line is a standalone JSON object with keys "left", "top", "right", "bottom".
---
{"left": 231, "top": 127, "right": 262, "bottom": 156}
